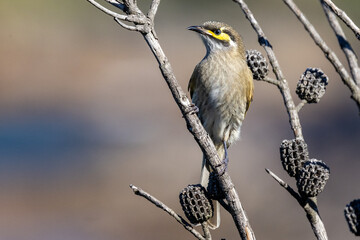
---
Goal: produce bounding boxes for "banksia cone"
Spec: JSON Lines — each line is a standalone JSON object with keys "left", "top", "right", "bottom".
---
{"left": 179, "top": 184, "right": 213, "bottom": 224}
{"left": 207, "top": 172, "right": 226, "bottom": 200}
{"left": 345, "top": 199, "right": 360, "bottom": 236}
{"left": 280, "top": 139, "right": 309, "bottom": 177}
{"left": 296, "top": 68, "right": 329, "bottom": 103}
{"left": 296, "top": 159, "right": 330, "bottom": 197}
{"left": 246, "top": 49, "right": 269, "bottom": 80}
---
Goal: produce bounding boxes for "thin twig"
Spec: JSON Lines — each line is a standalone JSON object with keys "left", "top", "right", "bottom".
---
{"left": 265, "top": 169, "right": 302, "bottom": 204}
{"left": 321, "top": 1, "right": 360, "bottom": 85}
{"left": 233, "top": 0, "right": 304, "bottom": 139}
{"left": 321, "top": 0, "right": 360, "bottom": 40}
{"left": 296, "top": 99, "right": 307, "bottom": 112}
{"left": 104, "top": 0, "right": 127, "bottom": 11}
{"left": 86, "top": 0, "right": 146, "bottom": 24}
{"left": 129, "top": 184, "right": 205, "bottom": 240}
{"left": 261, "top": 77, "right": 280, "bottom": 86}
{"left": 114, "top": 17, "right": 137, "bottom": 31}
{"left": 265, "top": 170, "right": 328, "bottom": 240}
{"left": 283, "top": 0, "right": 360, "bottom": 113}
{"left": 148, "top": 0, "right": 160, "bottom": 21}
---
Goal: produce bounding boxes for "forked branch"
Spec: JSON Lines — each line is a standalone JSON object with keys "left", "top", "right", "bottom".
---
{"left": 232, "top": 0, "right": 328, "bottom": 239}
{"left": 130, "top": 185, "right": 205, "bottom": 240}
{"left": 265, "top": 170, "right": 328, "bottom": 240}
{"left": 321, "top": 0, "right": 360, "bottom": 40}
{"left": 283, "top": 0, "right": 360, "bottom": 113}
{"left": 320, "top": 0, "right": 360, "bottom": 85}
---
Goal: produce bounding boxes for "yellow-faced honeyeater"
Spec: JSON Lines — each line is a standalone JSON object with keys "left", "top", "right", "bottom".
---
{"left": 188, "top": 21, "right": 254, "bottom": 229}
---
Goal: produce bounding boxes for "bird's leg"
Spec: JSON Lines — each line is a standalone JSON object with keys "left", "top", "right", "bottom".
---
{"left": 215, "top": 141, "right": 229, "bottom": 176}
{"left": 183, "top": 103, "right": 199, "bottom": 117}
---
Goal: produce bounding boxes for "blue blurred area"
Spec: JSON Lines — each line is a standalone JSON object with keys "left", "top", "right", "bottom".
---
{"left": 0, "top": 111, "right": 93, "bottom": 157}
{"left": 0, "top": 108, "right": 102, "bottom": 185}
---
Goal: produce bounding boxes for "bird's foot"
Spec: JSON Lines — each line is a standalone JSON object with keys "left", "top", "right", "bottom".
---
{"left": 183, "top": 103, "right": 199, "bottom": 117}
{"left": 215, "top": 141, "right": 229, "bottom": 176}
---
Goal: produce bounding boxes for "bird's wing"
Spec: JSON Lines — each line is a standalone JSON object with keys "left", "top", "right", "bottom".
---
{"left": 245, "top": 68, "right": 254, "bottom": 113}
{"left": 188, "top": 66, "right": 199, "bottom": 99}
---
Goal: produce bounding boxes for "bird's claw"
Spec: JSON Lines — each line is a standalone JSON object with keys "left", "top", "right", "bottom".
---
{"left": 215, "top": 141, "right": 229, "bottom": 176}
{"left": 183, "top": 103, "right": 199, "bottom": 117}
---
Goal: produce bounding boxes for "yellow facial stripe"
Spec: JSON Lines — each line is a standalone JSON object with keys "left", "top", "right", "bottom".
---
{"left": 207, "top": 28, "right": 231, "bottom": 41}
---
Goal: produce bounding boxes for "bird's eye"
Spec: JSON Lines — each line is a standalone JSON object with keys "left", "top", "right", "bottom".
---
{"left": 214, "top": 29, "right": 221, "bottom": 35}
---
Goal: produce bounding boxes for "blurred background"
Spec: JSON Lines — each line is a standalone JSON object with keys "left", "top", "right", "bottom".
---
{"left": 0, "top": 0, "right": 359, "bottom": 239}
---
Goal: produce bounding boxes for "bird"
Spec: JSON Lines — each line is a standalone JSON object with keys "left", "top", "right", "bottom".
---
{"left": 187, "top": 21, "right": 254, "bottom": 229}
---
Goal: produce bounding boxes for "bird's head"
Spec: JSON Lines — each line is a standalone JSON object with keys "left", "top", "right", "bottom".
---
{"left": 187, "top": 21, "right": 245, "bottom": 56}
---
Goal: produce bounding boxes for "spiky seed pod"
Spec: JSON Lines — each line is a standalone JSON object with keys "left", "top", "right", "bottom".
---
{"left": 179, "top": 184, "right": 213, "bottom": 224}
{"left": 344, "top": 199, "right": 360, "bottom": 236}
{"left": 207, "top": 172, "right": 226, "bottom": 200}
{"left": 296, "top": 67, "right": 329, "bottom": 103}
{"left": 245, "top": 49, "right": 269, "bottom": 80}
{"left": 296, "top": 159, "right": 330, "bottom": 198}
{"left": 280, "top": 139, "right": 309, "bottom": 178}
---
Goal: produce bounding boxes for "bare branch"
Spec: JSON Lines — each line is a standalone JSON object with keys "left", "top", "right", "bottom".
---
{"left": 233, "top": 0, "right": 330, "bottom": 238}
{"left": 86, "top": 0, "right": 146, "bottom": 24}
{"left": 261, "top": 77, "right": 281, "bottom": 86}
{"left": 303, "top": 198, "right": 329, "bottom": 240}
{"left": 321, "top": 0, "right": 360, "bottom": 40}
{"left": 265, "top": 170, "right": 328, "bottom": 240}
{"left": 283, "top": 0, "right": 360, "bottom": 113}
{"left": 296, "top": 100, "right": 307, "bottom": 112}
{"left": 114, "top": 17, "right": 138, "bottom": 31}
{"left": 104, "top": 0, "right": 127, "bottom": 11}
{"left": 129, "top": 184, "right": 205, "bottom": 240}
{"left": 321, "top": 1, "right": 360, "bottom": 85}
{"left": 233, "top": 0, "right": 304, "bottom": 139}
{"left": 201, "top": 222, "right": 212, "bottom": 240}
{"left": 148, "top": 0, "right": 161, "bottom": 21}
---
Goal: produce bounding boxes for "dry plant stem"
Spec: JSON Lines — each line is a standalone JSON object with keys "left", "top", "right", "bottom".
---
{"left": 201, "top": 222, "right": 212, "bottom": 240}
{"left": 283, "top": 0, "right": 360, "bottom": 113}
{"left": 87, "top": 0, "right": 146, "bottom": 24}
{"left": 265, "top": 169, "right": 302, "bottom": 203}
{"left": 304, "top": 198, "right": 328, "bottom": 240}
{"left": 265, "top": 169, "right": 328, "bottom": 240}
{"left": 129, "top": 185, "right": 205, "bottom": 240}
{"left": 296, "top": 100, "right": 307, "bottom": 112}
{"left": 321, "top": 1, "right": 360, "bottom": 85}
{"left": 321, "top": 0, "right": 360, "bottom": 40}
{"left": 85, "top": 1, "right": 256, "bottom": 239}
{"left": 232, "top": 0, "right": 327, "bottom": 238}
{"left": 104, "top": 0, "right": 126, "bottom": 11}
{"left": 233, "top": 0, "right": 303, "bottom": 139}
{"left": 262, "top": 77, "right": 280, "bottom": 86}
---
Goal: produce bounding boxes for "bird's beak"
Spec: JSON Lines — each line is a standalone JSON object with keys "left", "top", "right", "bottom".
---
{"left": 187, "top": 26, "right": 211, "bottom": 36}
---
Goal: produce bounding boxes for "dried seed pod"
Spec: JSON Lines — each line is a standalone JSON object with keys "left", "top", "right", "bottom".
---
{"left": 296, "top": 159, "right": 330, "bottom": 197}
{"left": 207, "top": 172, "right": 226, "bottom": 200}
{"left": 179, "top": 184, "right": 213, "bottom": 224}
{"left": 246, "top": 49, "right": 269, "bottom": 80}
{"left": 296, "top": 68, "right": 329, "bottom": 103}
{"left": 344, "top": 199, "right": 360, "bottom": 236}
{"left": 280, "top": 139, "right": 309, "bottom": 177}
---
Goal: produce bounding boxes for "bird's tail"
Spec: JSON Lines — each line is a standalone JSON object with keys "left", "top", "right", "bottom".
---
{"left": 200, "top": 143, "right": 225, "bottom": 229}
